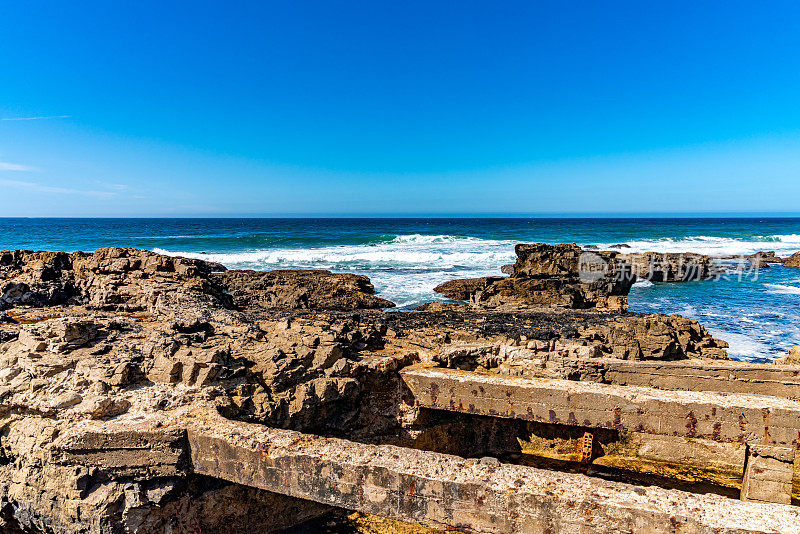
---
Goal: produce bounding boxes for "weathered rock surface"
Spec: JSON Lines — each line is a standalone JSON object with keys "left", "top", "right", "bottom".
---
{"left": 743, "top": 250, "right": 786, "bottom": 268}
{"left": 435, "top": 243, "right": 633, "bottom": 312}
{"left": 434, "top": 277, "right": 502, "bottom": 301}
{"left": 785, "top": 252, "right": 800, "bottom": 268}
{"left": 777, "top": 345, "right": 800, "bottom": 364}
{"left": 0, "top": 245, "right": 779, "bottom": 534}
{"left": 0, "top": 247, "right": 230, "bottom": 314}
{"left": 215, "top": 269, "right": 394, "bottom": 312}
{"left": 616, "top": 251, "right": 717, "bottom": 282}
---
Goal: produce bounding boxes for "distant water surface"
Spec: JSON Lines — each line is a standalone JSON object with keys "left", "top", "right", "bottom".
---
{"left": 2, "top": 217, "right": 799, "bottom": 362}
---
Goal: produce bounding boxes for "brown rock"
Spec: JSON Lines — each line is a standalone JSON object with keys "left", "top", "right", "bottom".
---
{"left": 433, "top": 277, "right": 502, "bottom": 301}
{"left": 617, "top": 252, "right": 717, "bottom": 282}
{"left": 9, "top": 245, "right": 799, "bottom": 534}
{"left": 784, "top": 252, "right": 800, "bottom": 268}
{"left": 435, "top": 244, "right": 633, "bottom": 311}
{"left": 748, "top": 251, "right": 783, "bottom": 264}
{"left": 216, "top": 269, "right": 395, "bottom": 311}
{"left": 776, "top": 345, "right": 800, "bottom": 364}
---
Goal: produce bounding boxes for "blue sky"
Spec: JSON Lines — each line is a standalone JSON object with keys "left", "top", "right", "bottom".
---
{"left": 2, "top": 1, "right": 800, "bottom": 216}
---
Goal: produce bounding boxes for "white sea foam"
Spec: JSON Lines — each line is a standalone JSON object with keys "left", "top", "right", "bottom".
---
{"left": 387, "top": 234, "right": 477, "bottom": 244}
{"left": 155, "top": 231, "right": 800, "bottom": 359}
{"left": 154, "top": 234, "right": 518, "bottom": 308}
{"left": 764, "top": 283, "right": 800, "bottom": 296}
{"left": 631, "top": 280, "right": 654, "bottom": 288}
{"left": 593, "top": 234, "right": 800, "bottom": 257}
{"left": 155, "top": 246, "right": 515, "bottom": 271}
{"left": 705, "top": 329, "right": 776, "bottom": 363}
{"left": 773, "top": 234, "right": 800, "bottom": 243}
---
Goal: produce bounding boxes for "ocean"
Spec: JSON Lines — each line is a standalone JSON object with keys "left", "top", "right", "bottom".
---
{"left": 2, "top": 217, "right": 799, "bottom": 362}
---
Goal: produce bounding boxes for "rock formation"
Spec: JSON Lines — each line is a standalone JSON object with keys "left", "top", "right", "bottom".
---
{"left": 785, "top": 252, "right": 800, "bottom": 268}
{"left": 777, "top": 345, "right": 800, "bottom": 364}
{"left": 436, "top": 243, "right": 634, "bottom": 311}
{"left": 215, "top": 269, "right": 394, "bottom": 312}
{"left": 746, "top": 251, "right": 785, "bottom": 267}
{"left": 0, "top": 245, "right": 788, "bottom": 534}
{"left": 615, "top": 251, "right": 717, "bottom": 282}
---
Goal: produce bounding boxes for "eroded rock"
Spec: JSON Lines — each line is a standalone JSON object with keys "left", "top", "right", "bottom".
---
{"left": 435, "top": 243, "right": 633, "bottom": 311}
{"left": 0, "top": 245, "right": 771, "bottom": 534}
{"left": 216, "top": 269, "right": 395, "bottom": 312}
{"left": 785, "top": 252, "right": 800, "bottom": 268}
{"left": 616, "top": 251, "right": 717, "bottom": 282}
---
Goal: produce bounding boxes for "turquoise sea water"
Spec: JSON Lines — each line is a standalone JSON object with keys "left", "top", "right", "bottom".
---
{"left": 2, "top": 217, "right": 799, "bottom": 362}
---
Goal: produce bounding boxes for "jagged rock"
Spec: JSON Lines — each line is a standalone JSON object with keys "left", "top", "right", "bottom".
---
{"left": 500, "top": 264, "right": 514, "bottom": 275}
{"left": 748, "top": 251, "right": 784, "bottom": 266}
{"left": 776, "top": 345, "right": 800, "bottom": 364}
{"left": 785, "top": 252, "right": 800, "bottom": 268}
{"left": 580, "top": 314, "right": 729, "bottom": 360}
{"left": 18, "top": 317, "right": 98, "bottom": 353}
{"left": 0, "top": 247, "right": 230, "bottom": 315}
{"left": 216, "top": 269, "right": 395, "bottom": 312}
{"left": 87, "top": 396, "right": 131, "bottom": 419}
{"left": 0, "top": 250, "right": 74, "bottom": 309}
{"left": 434, "top": 277, "right": 502, "bottom": 301}
{"left": 435, "top": 243, "right": 633, "bottom": 311}
{"left": 430, "top": 312, "right": 727, "bottom": 368}
{"left": 609, "top": 243, "right": 631, "bottom": 249}
{"left": 0, "top": 245, "right": 751, "bottom": 534}
{"left": 616, "top": 252, "right": 716, "bottom": 282}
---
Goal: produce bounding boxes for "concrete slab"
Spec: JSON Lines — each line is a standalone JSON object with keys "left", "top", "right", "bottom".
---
{"left": 401, "top": 367, "right": 800, "bottom": 448}
{"left": 187, "top": 416, "right": 800, "bottom": 534}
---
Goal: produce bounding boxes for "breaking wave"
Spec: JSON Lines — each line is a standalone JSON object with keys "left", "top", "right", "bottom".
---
{"left": 593, "top": 234, "right": 800, "bottom": 257}
{"left": 764, "top": 283, "right": 800, "bottom": 296}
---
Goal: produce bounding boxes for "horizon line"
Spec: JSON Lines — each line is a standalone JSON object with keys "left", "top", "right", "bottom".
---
{"left": 2, "top": 212, "right": 800, "bottom": 220}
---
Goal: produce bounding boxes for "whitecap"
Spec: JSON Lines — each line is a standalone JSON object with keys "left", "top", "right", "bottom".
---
{"left": 706, "top": 330, "right": 776, "bottom": 362}
{"left": 764, "top": 283, "right": 800, "bottom": 296}
{"left": 388, "top": 234, "right": 475, "bottom": 244}
{"left": 773, "top": 234, "right": 800, "bottom": 244}
{"left": 595, "top": 234, "right": 800, "bottom": 257}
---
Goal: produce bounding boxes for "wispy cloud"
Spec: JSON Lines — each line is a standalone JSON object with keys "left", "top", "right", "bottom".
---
{"left": 0, "top": 115, "right": 71, "bottom": 121}
{"left": 0, "top": 161, "right": 36, "bottom": 171}
{"left": 0, "top": 178, "right": 116, "bottom": 198}
{"left": 94, "top": 180, "right": 128, "bottom": 191}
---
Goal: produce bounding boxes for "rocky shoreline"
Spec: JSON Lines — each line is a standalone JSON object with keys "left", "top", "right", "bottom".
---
{"left": 0, "top": 245, "right": 798, "bottom": 533}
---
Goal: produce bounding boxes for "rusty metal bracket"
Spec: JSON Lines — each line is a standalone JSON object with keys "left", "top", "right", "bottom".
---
{"left": 581, "top": 432, "right": 594, "bottom": 464}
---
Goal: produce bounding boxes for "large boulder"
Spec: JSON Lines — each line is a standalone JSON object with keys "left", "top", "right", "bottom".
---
{"left": 580, "top": 314, "right": 729, "bottom": 360}
{"left": 215, "top": 269, "right": 395, "bottom": 312}
{"left": 784, "top": 252, "right": 800, "bottom": 268}
{"left": 435, "top": 243, "right": 633, "bottom": 311}
{"left": 748, "top": 251, "right": 784, "bottom": 265}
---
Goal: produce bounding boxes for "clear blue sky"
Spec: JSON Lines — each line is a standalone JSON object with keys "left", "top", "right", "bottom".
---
{"left": 2, "top": 1, "right": 800, "bottom": 216}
